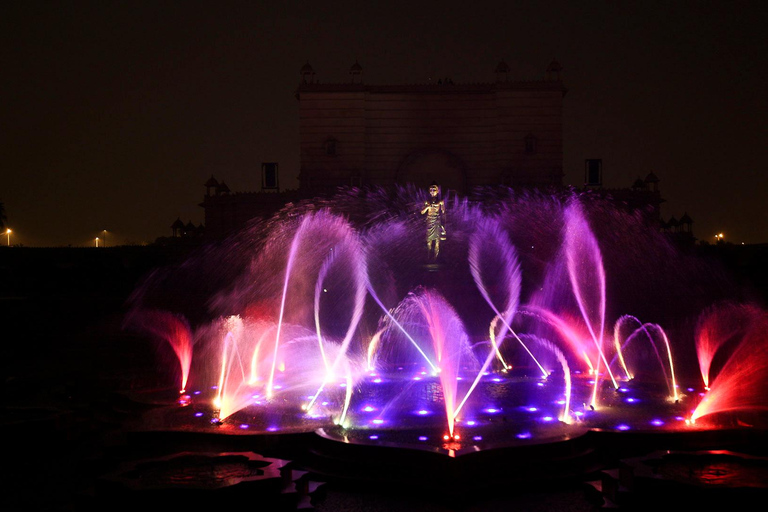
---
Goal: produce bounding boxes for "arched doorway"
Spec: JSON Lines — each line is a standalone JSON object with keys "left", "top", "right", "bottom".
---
{"left": 395, "top": 149, "right": 467, "bottom": 196}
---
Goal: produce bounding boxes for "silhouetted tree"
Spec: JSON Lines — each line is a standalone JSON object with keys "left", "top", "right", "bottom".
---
{"left": 0, "top": 201, "right": 6, "bottom": 231}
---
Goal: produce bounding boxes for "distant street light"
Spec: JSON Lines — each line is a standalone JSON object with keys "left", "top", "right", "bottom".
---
{"left": 5, "top": 228, "right": 10, "bottom": 246}
{"left": 715, "top": 233, "right": 724, "bottom": 243}
{"left": 103, "top": 229, "right": 107, "bottom": 248}
{"left": 95, "top": 237, "right": 100, "bottom": 248}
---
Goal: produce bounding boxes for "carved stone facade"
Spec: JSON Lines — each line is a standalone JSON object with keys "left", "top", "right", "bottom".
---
{"left": 296, "top": 61, "right": 566, "bottom": 195}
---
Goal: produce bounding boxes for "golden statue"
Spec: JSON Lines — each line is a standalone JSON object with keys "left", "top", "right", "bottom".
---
{"left": 420, "top": 181, "right": 446, "bottom": 260}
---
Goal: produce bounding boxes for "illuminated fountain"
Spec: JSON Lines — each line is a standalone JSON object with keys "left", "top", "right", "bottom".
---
{"left": 125, "top": 186, "right": 768, "bottom": 458}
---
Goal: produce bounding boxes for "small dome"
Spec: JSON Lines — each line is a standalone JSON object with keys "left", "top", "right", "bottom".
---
{"left": 667, "top": 216, "right": 679, "bottom": 227}
{"left": 350, "top": 60, "right": 362, "bottom": 74}
{"left": 185, "top": 221, "right": 195, "bottom": 230}
{"left": 632, "top": 178, "right": 646, "bottom": 189}
{"left": 204, "top": 175, "right": 219, "bottom": 187}
{"left": 495, "top": 60, "right": 510, "bottom": 74}
{"left": 300, "top": 61, "right": 314, "bottom": 75}
{"left": 644, "top": 172, "right": 660, "bottom": 183}
{"left": 218, "top": 181, "right": 231, "bottom": 194}
{"left": 171, "top": 217, "right": 185, "bottom": 229}
{"left": 679, "top": 213, "right": 693, "bottom": 224}
{"left": 547, "top": 59, "right": 563, "bottom": 73}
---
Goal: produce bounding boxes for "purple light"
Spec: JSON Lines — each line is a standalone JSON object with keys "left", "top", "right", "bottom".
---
{"left": 491, "top": 378, "right": 502, "bottom": 382}
{"left": 194, "top": 412, "right": 204, "bottom": 417}
{"left": 321, "top": 401, "right": 329, "bottom": 406}
{"left": 267, "top": 426, "right": 279, "bottom": 432}
{"left": 541, "top": 416, "right": 554, "bottom": 422}
{"left": 413, "top": 377, "right": 422, "bottom": 381}
{"left": 339, "top": 383, "right": 346, "bottom": 388}
{"left": 418, "top": 436, "right": 428, "bottom": 441}
{"left": 193, "top": 390, "right": 201, "bottom": 395}
{"left": 417, "top": 410, "right": 430, "bottom": 415}
{"left": 372, "top": 419, "right": 384, "bottom": 424}
{"left": 362, "top": 406, "right": 376, "bottom": 412}
{"left": 616, "top": 424, "right": 631, "bottom": 431}
{"left": 526, "top": 406, "right": 538, "bottom": 412}
{"left": 625, "top": 397, "right": 638, "bottom": 403}
{"left": 516, "top": 432, "right": 532, "bottom": 439}
{"left": 675, "top": 416, "right": 686, "bottom": 421}
{"left": 465, "top": 420, "right": 476, "bottom": 426}
{"left": 574, "top": 411, "right": 584, "bottom": 417}
{"left": 651, "top": 419, "right": 665, "bottom": 426}
{"left": 537, "top": 382, "right": 544, "bottom": 387}
{"left": 273, "top": 384, "right": 282, "bottom": 389}
{"left": 373, "top": 378, "right": 382, "bottom": 383}
{"left": 574, "top": 370, "right": 582, "bottom": 374}
{"left": 239, "top": 424, "right": 249, "bottom": 429}
{"left": 211, "top": 385, "right": 218, "bottom": 390}
{"left": 619, "top": 387, "right": 630, "bottom": 393}
{"left": 687, "top": 387, "right": 695, "bottom": 392}
{"left": 369, "top": 435, "right": 379, "bottom": 440}
{"left": 473, "top": 436, "right": 482, "bottom": 441}
{"left": 484, "top": 407, "right": 500, "bottom": 414}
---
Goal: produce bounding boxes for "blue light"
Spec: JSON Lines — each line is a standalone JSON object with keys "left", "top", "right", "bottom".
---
{"left": 373, "top": 378, "right": 382, "bottom": 383}
{"left": 626, "top": 397, "right": 638, "bottom": 403}
{"left": 194, "top": 412, "right": 204, "bottom": 417}
{"left": 465, "top": 420, "right": 476, "bottom": 426}
{"left": 651, "top": 419, "right": 664, "bottom": 426}
{"left": 484, "top": 408, "right": 500, "bottom": 414}
{"left": 537, "top": 382, "right": 544, "bottom": 387}
{"left": 418, "top": 436, "right": 428, "bottom": 441}
{"left": 417, "top": 410, "right": 430, "bottom": 415}
{"left": 616, "top": 424, "right": 630, "bottom": 431}
{"left": 372, "top": 419, "right": 384, "bottom": 424}
{"left": 542, "top": 416, "right": 554, "bottom": 422}
{"left": 193, "top": 390, "right": 201, "bottom": 395}
{"left": 526, "top": 406, "right": 538, "bottom": 412}
{"left": 369, "top": 435, "right": 379, "bottom": 440}
{"left": 362, "top": 406, "right": 376, "bottom": 412}
{"left": 619, "top": 387, "right": 630, "bottom": 393}
{"left": 267, "top": 426, "right": 279, "bottom": 432}
{"left": 516, "top": 432, "right": 532, "bottom": 439}
{"left": 491, "top": 378, "right": 502, "bottom": 382}
{"left": 239, "top": 424, "right": 249, "bottom": 429}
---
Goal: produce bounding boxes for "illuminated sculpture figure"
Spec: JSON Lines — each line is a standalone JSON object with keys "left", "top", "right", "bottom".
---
{"left": 420, "top": 181, "right": 446, "bottom": 260}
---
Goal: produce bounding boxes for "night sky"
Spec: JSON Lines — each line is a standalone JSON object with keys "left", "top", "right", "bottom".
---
{"left": 2, "top": 1, "right": 766, "bottom": 247}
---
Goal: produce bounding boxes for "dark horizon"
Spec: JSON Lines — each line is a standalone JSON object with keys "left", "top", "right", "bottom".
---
{"left": 2, "top": 1, "right": 767, "bottom": 247}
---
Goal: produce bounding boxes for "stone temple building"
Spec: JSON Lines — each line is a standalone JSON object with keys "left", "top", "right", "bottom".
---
{"left": 200, "top": 60, "right": 567, "bottom": 237}
{"left": 296, "top": 60, "right": 567, "bottom": 195}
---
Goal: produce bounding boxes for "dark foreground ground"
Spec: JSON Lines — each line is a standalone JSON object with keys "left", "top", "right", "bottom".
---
{"left": 2, "top": 244, "right": 768, "bottom": 511}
